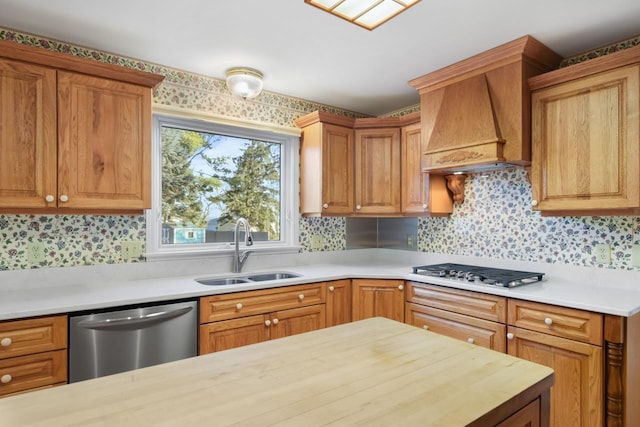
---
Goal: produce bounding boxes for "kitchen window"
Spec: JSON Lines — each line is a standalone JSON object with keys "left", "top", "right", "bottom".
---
{"left": 146, "top": 115, "right": 299, "bottom": 260}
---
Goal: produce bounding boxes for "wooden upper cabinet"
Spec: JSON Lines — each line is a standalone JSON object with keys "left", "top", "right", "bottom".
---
{"left": 530, "top": 54, "right": 640, "bottom": 215}
{"left": 0, "top": 39, "right": 164, "bottom": 213}
{"left": 296, "top": 111, "right": 452, "bottom": 217}
{"left": 296, "top": 112, "right": 355, "bottom": 216}
{"left": 354, "top": 127, "right": 401, "bottom": 215}
{"left": 0, "top": 59, "right": 57, "bottom": 209}
{"left": 57, "top": 72, "right": 152, "bottom": 210}
{"left": 401, "top": 120, "right": 452, "bottom": 216}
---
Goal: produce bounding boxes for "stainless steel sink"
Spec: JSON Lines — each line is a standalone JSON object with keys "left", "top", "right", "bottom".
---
{"left": 196, "top": 277, "right": 251, "bottom": 286}
{"left": 195, "top": 272, "right": 301, "bottom": 286}
{"left": 246, "top": 272, "right": 301, "bottom": 282}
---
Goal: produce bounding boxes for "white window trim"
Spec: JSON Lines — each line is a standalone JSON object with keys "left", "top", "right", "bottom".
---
{"left": 145, "top": 114, "right": 300, "bottom": 262}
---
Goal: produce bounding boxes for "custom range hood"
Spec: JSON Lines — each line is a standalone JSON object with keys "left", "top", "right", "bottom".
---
{"left": 409, "top": 35, "right": 562, "bottom": 174}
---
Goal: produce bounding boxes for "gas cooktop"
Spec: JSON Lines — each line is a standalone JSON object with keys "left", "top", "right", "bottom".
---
{"left": 411, "top": 263, "right": 544, "bottom": 288}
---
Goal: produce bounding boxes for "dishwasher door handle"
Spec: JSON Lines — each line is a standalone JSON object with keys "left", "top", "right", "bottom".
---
{"left": 76, "top": 306, "right": 194, "bottom": 331}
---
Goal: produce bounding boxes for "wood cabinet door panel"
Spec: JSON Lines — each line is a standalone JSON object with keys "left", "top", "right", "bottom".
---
{"left": 0, "top": 315, "right": 67, "bottom": 360}
{"left": 0, "top": 349, "right": 67, "bottom": 397}
{"left": 407, "top": 282, "right": 506, "bottom": 323}
{"left": 531, "top": 64, "right": 640, "bottom": 212}
{"left": 401, "top": 122, "right": 426, "bottom": 214}
{"left": 495, "top": 397, "right": 540, "bottom": 427}
{"left": 199, "top": 315, "right": 269, "bottom": 354}
{"left": 507, "top": 326, "right": 602, "bottom": 427}
{"left": 322, "top": 123, "right": 354, "bottom": 214}
{"left": 406, "top": 303, "right": 506, "bottom": 352}
{"left": 200, "top": 283, "right": 326, "bottom": 323}
{"left": 326, "top": 280, "right": 351, "bottom": 327}
{"left": 352, "top": 279, "right": 404, "bottom": 322}
{"left": 354, "top": 128, "right": 401, "bottom": 214}
{"left": 508, "top": 299, "right": 602, "bottom": 345}
{"left": 270, "top": 305, "right": 326, "bottom": 340}
{"left": 0, "top": 59, "right": 56, "bottom": 208}
{"left": 57, "top": 71, "right": 151, "bottom": 210}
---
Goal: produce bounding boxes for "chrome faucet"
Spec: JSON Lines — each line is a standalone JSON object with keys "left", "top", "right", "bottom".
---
{"left": 232, "top": 218, "right": 254, "bottom": 273}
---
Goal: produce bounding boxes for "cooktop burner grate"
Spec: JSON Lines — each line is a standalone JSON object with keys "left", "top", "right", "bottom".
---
{"left": 411, "top": 263, "right": 544, "bottom": 288}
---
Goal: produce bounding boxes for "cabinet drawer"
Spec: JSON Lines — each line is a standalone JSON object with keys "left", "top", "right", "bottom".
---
{"left": 508, "top": 299, "right": 602, "bottom": 345}
{"left": 406, "top": 303, "right": 506, "bottom": 352}
{"left": 407, "top": 282, "right": 506, "bottom": 323}
{"left": 200, "top": 283, "right": 326, "bottom": 323}
{"left": 0, "top": 315, "right": 67, "bottom": 360}
{"left": 0, "top": 350, "right": 67, "bottom": 397}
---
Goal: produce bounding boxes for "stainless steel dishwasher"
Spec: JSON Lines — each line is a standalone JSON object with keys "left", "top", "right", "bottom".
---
{"left": 69, "top": 299, "right": 197, "bottom": 383}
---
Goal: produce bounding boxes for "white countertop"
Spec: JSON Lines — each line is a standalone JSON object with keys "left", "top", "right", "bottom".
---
{"left": 1, "top": 249, "right": 640, "bottom": 321}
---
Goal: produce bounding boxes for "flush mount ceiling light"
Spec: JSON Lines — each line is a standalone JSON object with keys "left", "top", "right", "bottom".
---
{"left": 305, "top": 0, "right": 420, "bottom": 30}
{"left": 225, "top": 67, "right": 264, "bottom": 99}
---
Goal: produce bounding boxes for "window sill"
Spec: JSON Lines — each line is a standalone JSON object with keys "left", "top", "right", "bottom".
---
{"left": 144, "top": 244, "right": 302, "bottom": 262}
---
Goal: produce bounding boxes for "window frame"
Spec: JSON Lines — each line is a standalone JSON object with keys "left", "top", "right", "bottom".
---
{"left": 145, "top": 114, "right": 300, "bottom": 261}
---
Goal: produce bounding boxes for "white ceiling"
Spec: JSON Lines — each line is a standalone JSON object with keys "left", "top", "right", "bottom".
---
{"left": 0, "top": 0, "right": 639, "bottom": 116}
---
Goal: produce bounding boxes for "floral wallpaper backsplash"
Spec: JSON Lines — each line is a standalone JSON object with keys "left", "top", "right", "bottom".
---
{"left": 0, "top": 215, "right": 145, "bottom": 270}
{"left": 418, "top": 169, "right": 640, "bottom": 270}
{"left": 298, "top": 217, "right": 346, "bottom": 253}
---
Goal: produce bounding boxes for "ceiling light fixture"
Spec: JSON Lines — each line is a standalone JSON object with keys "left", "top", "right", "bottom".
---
{"left": 225, "top": 67, "right": 264, "bottom": 99}
{"left": 305, "top": 0, "right": 420, "bottom": 30}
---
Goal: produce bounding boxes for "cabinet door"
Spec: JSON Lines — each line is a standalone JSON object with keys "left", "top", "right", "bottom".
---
{"left": 322, "top": 123, "right": 354, "bottom": 215}
{"left": 326, "top": 280, "right": 351, "bottom": 327}
{"left": 352, "top": 279, "right": 404, "bottom": 322}
{"left": 406, "top": 303, "right": 506, "bottom": 352}
{"left": 401, "top": 122, "right": 427, "bottom": 214}
{"left": 531, "top": 64, "right": 640, "bottom": 213}
{"left": 495, "top": 397, "right": 540, "bottom": 427}
{"left": 354, "top": 128, "right": 401, "bottom": 214}
{"left": 507, "top": 326, "right": 602, "bottom": 427}
{"left": 199, "top": 315, "right": 269, "bottom": 355}
{"left": 0, "top": 59, "right": 57, "bottom": 209}
{"left": 57, "top": 71, "right": 151, "bottom": 210}
{"left": 0, "top": 350, "right": 67, "bottom": 397}
{"left": 269, "top": 305, "right": 326, "bottom": 340}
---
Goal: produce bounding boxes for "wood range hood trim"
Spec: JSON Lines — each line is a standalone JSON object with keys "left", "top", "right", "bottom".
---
{"left": 409, "top": 35, "right": 562, "bottom": 174}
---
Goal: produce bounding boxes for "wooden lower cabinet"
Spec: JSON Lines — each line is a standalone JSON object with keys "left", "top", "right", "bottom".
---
{"left": 406, "top": 303, "right": 506, "bottom": 352}
{"left": 199, "top": 283, "right": 327, "bottom": 355}
{"left": 200, "top": 305, "right": 326, "bottom": 353}
{"left": 0, "top": 315, "right": 68, "bottom": 398}
{"left": 352, "top": 279, "right": 404, "bottom": 322}
{"left": 325, "top": 279, "right": 351, "bottom": 327}
{"left": 507, "top": 326, "right": 602, "bottom": 427}
{"left": 495, "top": 397, "right": 542, "bottom": 427}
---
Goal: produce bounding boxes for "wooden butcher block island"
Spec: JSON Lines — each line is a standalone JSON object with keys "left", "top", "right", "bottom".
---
{"left": 0, "top": 317, "right": 553, "bottom": 426}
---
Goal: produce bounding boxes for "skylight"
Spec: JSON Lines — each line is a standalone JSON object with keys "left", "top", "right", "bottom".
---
{"left": 305, "top": 0, "right": 421, "bottom": 30}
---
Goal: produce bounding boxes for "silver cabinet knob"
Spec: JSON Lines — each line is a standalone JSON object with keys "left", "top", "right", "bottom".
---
{"left": 422, "top": 325, "right": 429, "bottom": 330}
{"left": 45, "top": 195, "right": 55, "bottom": 203}
{"left": 531, "top": 200, "right": 538, "bottom": 207}
{"left": 298, "top": 294, "right": 305, "bottom": 301}
{"left": 506, "top": 332, "right": 514, "bottom": 340}
{"left": 328, "top": 286, "right": 335, "bottom": 292}
{"left": 544, "top": 317, "right": 553, "bottom": 325}
{"left": 467, "top": 338, "right": 475, "bottom": 344}
{"left": 1, "top": 374, "right": 11, "bottom": 384}
{"left": 236, "top": 303, "right": 243, "bottom": 310}
{"left": 356, "top": 205, "right": 361, "bottom": 210}
{"left": 398, "top": 284, "right": 404, "bottom": 291}
{"left": 323, "top": 203, "right": 329, "bottom": 209}
{"left": 0, "top": 338, "right": 11, "bottom": 347}
{"left": 265, "top": 319, "right": 271, "bottom": 327}
{"left": 272, "top": 318, "right": 279, "bottom": 325}
{"left": 422, "top": 203, "right": 428, "bottom": 210}
{"left": 59, "top": 194, "right": 69, "bottom": 203}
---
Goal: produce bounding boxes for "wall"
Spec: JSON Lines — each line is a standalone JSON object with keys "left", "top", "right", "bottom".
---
{"left": 1, "top": 28, "right": 639, "bottom": 272}
{"left": 0, "top": 27, "right": 364, "bottom": 271}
